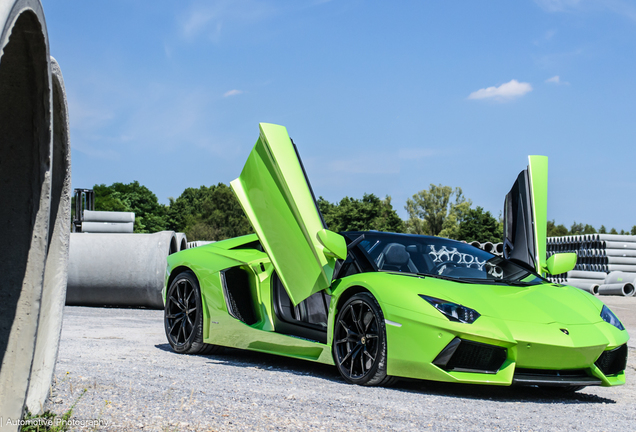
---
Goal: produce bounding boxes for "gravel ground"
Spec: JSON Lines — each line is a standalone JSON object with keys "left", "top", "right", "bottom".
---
{"left": 46, "top": 298, "right": 636, "bottom": 431}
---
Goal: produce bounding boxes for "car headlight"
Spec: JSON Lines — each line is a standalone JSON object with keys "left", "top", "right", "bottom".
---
{"left": 419, "top": 295, "right": 480, "bottom": 324}
{"left": 601, "top": 305, "right": 625, "bottom": 331}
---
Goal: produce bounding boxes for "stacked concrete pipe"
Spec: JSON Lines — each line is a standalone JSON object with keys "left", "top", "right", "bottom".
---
{"left": 81, "top": 210, "right": 135, "bottom": 233}
{"left": 187, "top": 240, "right": 216, "bottom": 248}
{"left": 1, "top": 0, "right": 72, "bottom": 423}
{"left": 66, "top": 231, "right": 179, "bottom": 309}
{"left": 176, "top": 232, "right": 188, "bottom": 251}
{"left": 466, "top": 240, "right": 504, "bottom": 257}
{"left": 547, "top": 234, "right": 636, "bottom": 296}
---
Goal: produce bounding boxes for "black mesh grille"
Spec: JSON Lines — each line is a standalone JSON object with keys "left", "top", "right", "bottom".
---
{"left": 595, "top": 344, "right": 628, "bottom": 376}
{"left": 444, "top": 339, "right": 507, "bottom": 374}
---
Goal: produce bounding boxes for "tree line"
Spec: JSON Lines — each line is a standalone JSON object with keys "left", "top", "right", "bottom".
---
{"left": 89, "top": 181, "right": 635, "bottom": 242}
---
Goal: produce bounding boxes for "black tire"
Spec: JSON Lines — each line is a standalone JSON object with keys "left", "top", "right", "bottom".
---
{"left": 164, "top": 270, "right": 220, "bottom": 355}
{"left": 333, "top": 292, "right": 395, "bottom": 386}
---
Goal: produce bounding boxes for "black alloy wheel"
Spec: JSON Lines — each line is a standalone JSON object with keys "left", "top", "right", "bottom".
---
{"left": 333, "top": 292, "right": 395, "bottom": 386}
{"left": 164, "top": 270, "right": 219, "bottom": 355}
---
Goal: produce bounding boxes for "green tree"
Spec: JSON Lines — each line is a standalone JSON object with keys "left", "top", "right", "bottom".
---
{"left": 318, "top": 194, "right": 404, "bottom": 233}
{"left": 610, "top": 227, "right": 618, "bottom": 234}
{"left": 599, "top": 225, "right": 607, "bottom": 234}
{"left": 547, "top": 220, "right": 568, "bottom": 237}
{"left": 569, "top": 222, "right": 597, "bottom": 235}
{"left": 631, "top": 226, "right": 636, "bottom": 235}
{"left": 405, "top": 184, "right": 471, "bottom": 238}
{"left": 167, "top": 183, "right": 252, "bottom": 241}
{"left": 456, "top": 207, "right": 502, "bottom": 243}
{"left": 583, "top": 224, "right": 597, "bottom": 234}
{"left": 93, "top": 181, "right": 168, "bottom": 233}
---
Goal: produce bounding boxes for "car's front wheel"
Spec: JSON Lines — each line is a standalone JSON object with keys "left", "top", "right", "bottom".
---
{"left": 333, "top": 292, "right": 395, "bottom": 386}
{"left": 164, "top": 270, "right": 220, "bottom": 355}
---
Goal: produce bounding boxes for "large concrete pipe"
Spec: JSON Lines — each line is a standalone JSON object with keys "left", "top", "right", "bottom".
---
{"left": 469, "top": 240, "right": 480, "bottom": 248}
{"left": 66, "top": 231, "right": 178, "bottom": 308}
{"left": 597, "top": 283, "right": 635, "bottom": 297}
{"left": 566, "top": 270, "right": 606, "bottom": 280}
{"left": 564, "top": 281, "right": 600, "bottom": 296}
{"left": 563, "top": 277, "right": 604, "bottom": 286}
{"left": 604, "top": 271, "right": 632, "bottom": 285}
{"left": 176, "top": 232, "right": 188, "bottom": 251}
{"left": 25, "top": 57, "right": 71, "bottom": 415}
{"left": 83, "top": 210, "right": 134, "bottom": 223}
{"left": 81, "top": 221, "right": 134, "bottom": 233}
{"left": 482, "top": 242, "right": 494, "bottom": 253}
{"left": 0, "top": 0, "right": 52, "bottom": 425}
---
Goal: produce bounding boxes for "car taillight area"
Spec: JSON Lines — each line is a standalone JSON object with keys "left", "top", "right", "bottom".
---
{"left": 595, "top": 344, "right": 628, "bottom": 376}
{"left": 433, "top": 337, "right": 507, "bottom": 374}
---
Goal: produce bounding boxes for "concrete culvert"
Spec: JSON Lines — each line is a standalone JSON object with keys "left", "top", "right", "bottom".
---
{"left": 176, "top": 232, "right": 188, "bottom": 251}
{"left": 66, "top": 231, "right": 178, "bottom": 308}
{"left": 25, "top": 57, "right": 72, "bottom": 415}
{"left": 597, "top": 283, "right": 635, "bottom": 297}
{"left": 0, "top": 0, "right": 52, "bottom": 424}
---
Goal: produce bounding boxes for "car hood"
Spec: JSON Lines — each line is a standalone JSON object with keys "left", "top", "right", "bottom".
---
{"left": 371, "top": 273, "right": 604, "bottom": 325}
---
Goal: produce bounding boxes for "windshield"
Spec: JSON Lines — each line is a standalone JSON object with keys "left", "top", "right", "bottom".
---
{"left": 343, "top": 232, "right": 544, "bottom": 285}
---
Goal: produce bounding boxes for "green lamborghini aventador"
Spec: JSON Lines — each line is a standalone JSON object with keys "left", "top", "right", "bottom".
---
{"left": 163, "top": 123, "right": 628, "bottom": 390}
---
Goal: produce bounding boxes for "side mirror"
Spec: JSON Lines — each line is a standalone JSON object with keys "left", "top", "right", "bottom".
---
{"left": 317, "top": 229, "right": 347, "bottom": 260}
{"left": 545, "top": 252, "right": 577, "bottom": 275}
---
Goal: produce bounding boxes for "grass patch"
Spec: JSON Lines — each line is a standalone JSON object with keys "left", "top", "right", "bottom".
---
{"left": 21, "top": 389, "right": 86, "bottom": 432}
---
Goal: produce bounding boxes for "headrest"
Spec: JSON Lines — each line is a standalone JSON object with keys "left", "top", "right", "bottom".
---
{"left": 384, "top": 243, "right": 410, "bottom": 266}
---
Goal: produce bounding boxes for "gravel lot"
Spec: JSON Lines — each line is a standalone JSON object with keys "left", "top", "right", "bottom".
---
{"left": 46, "top": 297, "right": 636, "bottom": 431}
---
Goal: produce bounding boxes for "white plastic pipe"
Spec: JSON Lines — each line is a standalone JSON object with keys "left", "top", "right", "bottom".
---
{"left": 605, "top": 248, "right": 636, "bottom": 257}
{"left": 607, "top": 265, "right": 636, "bottom": 273}
{"left": 603, "top": 241, "right": 636, "bottom": 250}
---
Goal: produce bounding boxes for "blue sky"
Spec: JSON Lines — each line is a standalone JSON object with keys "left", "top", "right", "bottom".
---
{"left": 44, "top": 0, "right": 636, "bottom": 230}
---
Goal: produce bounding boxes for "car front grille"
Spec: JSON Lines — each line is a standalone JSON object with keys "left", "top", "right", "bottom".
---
{"left": 595, "top": 344, "right": 628, "bottom": 376}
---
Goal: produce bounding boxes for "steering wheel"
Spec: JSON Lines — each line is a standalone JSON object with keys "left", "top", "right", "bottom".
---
{"left": 432, "top": 261, "right": 458, "bottom": 275}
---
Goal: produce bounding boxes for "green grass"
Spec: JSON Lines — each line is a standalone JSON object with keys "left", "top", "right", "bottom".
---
{"left": 21, "top": 389, "right": 86, "bottom": 432}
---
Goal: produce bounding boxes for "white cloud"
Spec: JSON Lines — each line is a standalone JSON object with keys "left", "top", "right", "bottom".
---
{"left": 468, "top": 79, "right": 533, "bottom": 101}
{"left": 223, "top": 89, "right": 244, "bottom": 97}
{"left": 545, "top": 75, "right": 570, "bottom": 85}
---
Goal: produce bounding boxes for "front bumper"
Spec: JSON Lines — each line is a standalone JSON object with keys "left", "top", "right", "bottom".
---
{"left": 382, "top": 303, "right": 629, "bottom": 387}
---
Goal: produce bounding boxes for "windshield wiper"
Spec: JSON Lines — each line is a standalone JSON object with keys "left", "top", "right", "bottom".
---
{"left": 415, "top": 273, "right": 474, "bottom": 284}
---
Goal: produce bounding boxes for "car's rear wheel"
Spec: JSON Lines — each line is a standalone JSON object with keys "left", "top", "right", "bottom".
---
{"left": 333, "top": 292, "right": 396, "bottom": 386}
{"left": 165, "top": 270, "right": 220, "bottom": 355}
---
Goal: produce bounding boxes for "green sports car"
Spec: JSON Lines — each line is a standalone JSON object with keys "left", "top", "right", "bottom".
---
{"left": 163, "top": 123, "right": 628, "bottom": 390}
